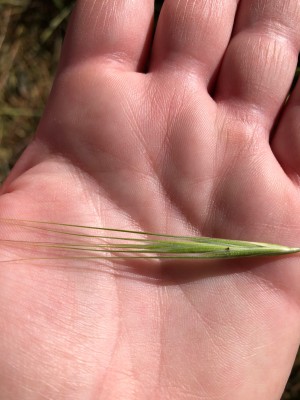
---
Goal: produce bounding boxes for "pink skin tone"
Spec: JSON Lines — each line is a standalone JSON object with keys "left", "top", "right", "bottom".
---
{"left": 1, "top": 0, "right": 300, "bottom": 398}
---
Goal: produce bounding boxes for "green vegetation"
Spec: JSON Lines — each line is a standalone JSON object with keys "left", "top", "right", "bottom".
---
{"left": 0, "top": 0, "right": 299, "bottom": 397}
{"left": 2, "top": 218, "right": 300, "bottom": 262}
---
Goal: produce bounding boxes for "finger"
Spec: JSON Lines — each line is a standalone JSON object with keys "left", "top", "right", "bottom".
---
{"left": 150, "top": 0, "right": 238, "bottom": 86}
{"left": 215, "top": 0, "right": 300, "bottom": 132}
{"left": 271, "top": 77, "right": 300, "bottom": 180}
{"left": 60, "top": 0, "right": 154, "bottom": 71}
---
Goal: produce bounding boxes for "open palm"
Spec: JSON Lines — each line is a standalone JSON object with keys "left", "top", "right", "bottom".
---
{"left": 1, "top": 0, "right": 300, "bottom": 398}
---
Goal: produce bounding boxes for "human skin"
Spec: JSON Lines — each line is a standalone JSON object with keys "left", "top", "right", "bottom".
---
{"left": 0, "top": 0, "right": 300, "bottom": 398}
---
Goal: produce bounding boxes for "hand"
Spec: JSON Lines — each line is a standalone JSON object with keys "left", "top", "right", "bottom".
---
{"left": 1, "top": 0, "right": 300, "bottom": 398}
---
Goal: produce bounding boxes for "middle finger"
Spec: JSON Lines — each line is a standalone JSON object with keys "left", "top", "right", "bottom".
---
{"left": 150, "top": 0, "right": 239, "bottom": 87}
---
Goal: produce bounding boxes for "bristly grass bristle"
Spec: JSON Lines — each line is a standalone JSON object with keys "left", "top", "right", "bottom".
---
{"left": 0, "top": 218, "right": 299, "bottom": 262}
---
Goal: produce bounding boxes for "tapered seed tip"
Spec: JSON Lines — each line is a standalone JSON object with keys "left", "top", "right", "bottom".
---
{"left": 287, "top": 248, "right": 300, "bottom": 254}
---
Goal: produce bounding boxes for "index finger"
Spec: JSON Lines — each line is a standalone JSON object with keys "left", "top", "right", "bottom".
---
{"left": 60, "top": 0, "right": 154, "bottom": 72}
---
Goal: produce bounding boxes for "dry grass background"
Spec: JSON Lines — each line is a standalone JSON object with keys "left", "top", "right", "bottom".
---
{"left": 0, "top": 0, "right": 73, "bottom": 181}
{"left": 0, "top": 0, "right": 299, "bottom": 398}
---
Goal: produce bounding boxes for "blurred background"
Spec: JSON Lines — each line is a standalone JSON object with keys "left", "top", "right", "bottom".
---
{"left": 0, "top": 0, "right": 299, "bottom": 397}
